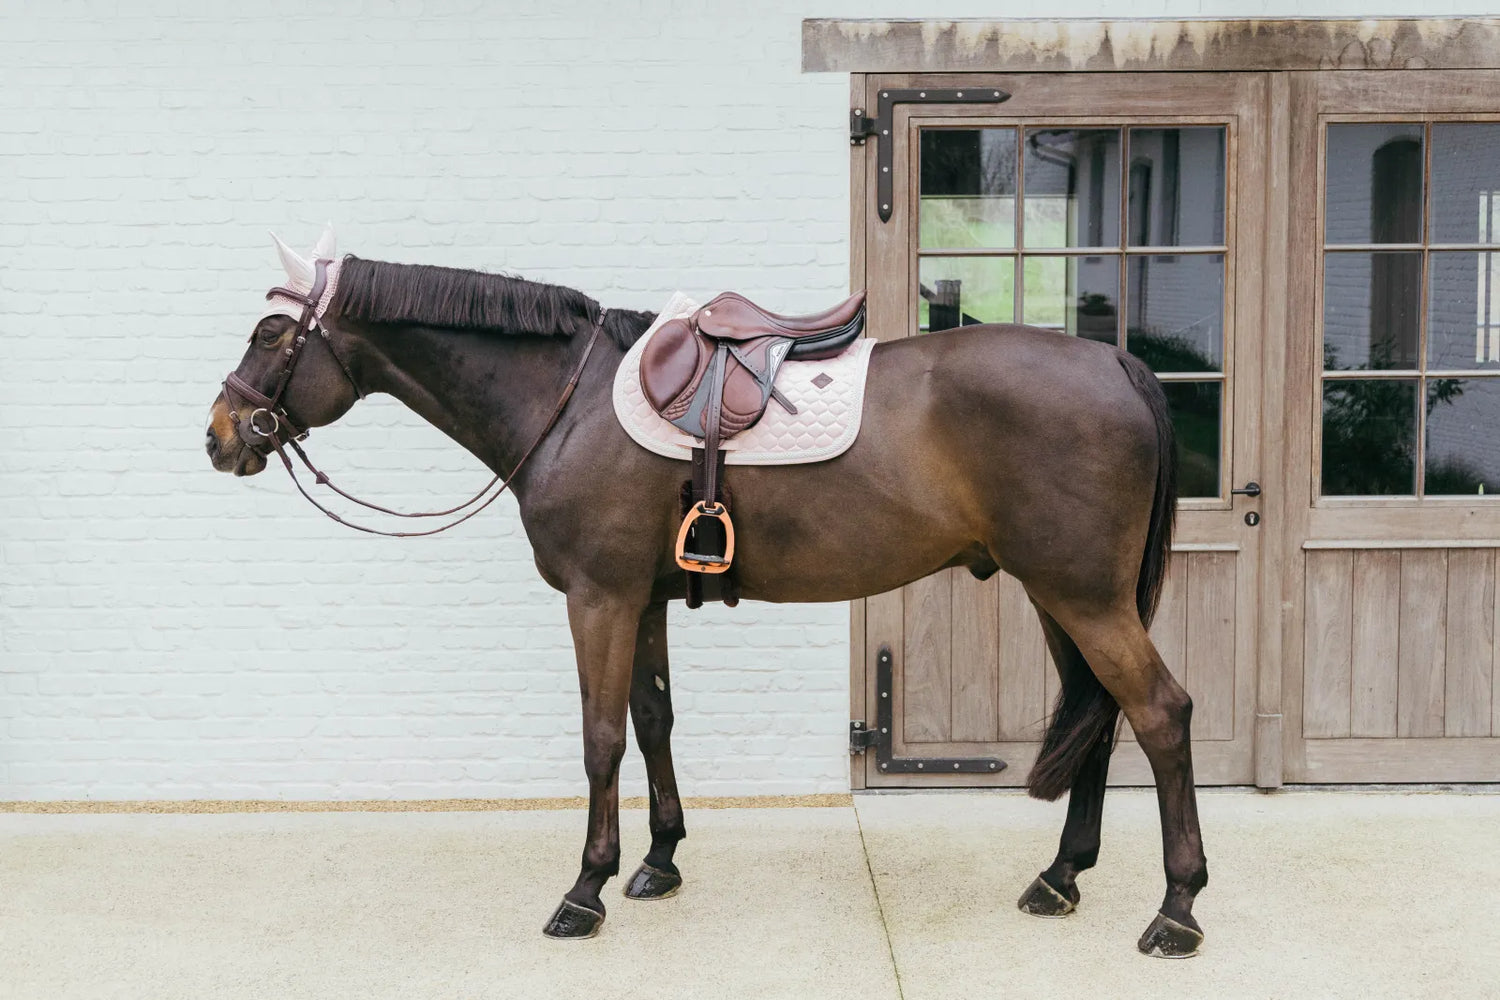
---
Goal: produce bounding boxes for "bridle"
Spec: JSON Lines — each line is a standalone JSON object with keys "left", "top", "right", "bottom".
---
{"left": 222, "top": 258, "right": 604, "bottom": 537}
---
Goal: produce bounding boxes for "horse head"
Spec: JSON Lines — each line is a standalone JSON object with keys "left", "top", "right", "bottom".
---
{"left": 205, "top": 225, "right": 361, "bottom": 476}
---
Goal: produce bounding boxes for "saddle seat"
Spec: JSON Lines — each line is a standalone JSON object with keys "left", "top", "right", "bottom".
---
{"left": 638, "top": 289, "right": 867, "bottom": 578}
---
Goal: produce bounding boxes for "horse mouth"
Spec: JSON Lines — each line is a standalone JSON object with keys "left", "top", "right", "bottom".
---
{"left": 207, "top": 429, "right": 267, "bottom": 477}
{"left": 233, "top": 450, "right": 267, "bottom": 477}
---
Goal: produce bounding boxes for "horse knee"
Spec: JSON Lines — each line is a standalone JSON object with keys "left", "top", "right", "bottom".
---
{"left": 584, "top": 735, "right": 627, "bottom": 780}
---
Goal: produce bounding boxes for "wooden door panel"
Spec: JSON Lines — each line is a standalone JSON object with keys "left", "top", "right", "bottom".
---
{"left": 1351, "top": 550, "right": 1401, "bottom": 737}
{"left": 1279, "top": 71, "right": 1500, "bottom": 782}
{"left": 1296, "top": 545, "right": 1500, "bottom": 772}
{"left": 859, "top": 70, "right": 1266, "bottom": 787}
{"left": 950, "top": 571, "right": 1000, "bottom": 742}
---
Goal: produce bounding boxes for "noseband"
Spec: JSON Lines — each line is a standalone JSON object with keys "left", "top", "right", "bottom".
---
{"left": 223, "top": 259, "right": 604, "bottom": 537}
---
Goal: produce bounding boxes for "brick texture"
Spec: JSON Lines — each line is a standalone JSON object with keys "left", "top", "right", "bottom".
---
{"left": 0, "top": 0, "right": 1462, "bottom": 800}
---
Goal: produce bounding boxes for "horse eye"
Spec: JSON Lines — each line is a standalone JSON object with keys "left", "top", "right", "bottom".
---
{"left": 258, "top": 327, "right": 283, "bottom": 345}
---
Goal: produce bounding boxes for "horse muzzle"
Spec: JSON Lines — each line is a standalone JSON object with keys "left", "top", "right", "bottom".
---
{"left": 205, "top": 397, "right": 268, "bottom": 476}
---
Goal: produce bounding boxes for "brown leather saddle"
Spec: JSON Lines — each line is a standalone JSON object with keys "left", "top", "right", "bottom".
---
{"left": 640, "top": 290, "right": 866, "bottom": 584}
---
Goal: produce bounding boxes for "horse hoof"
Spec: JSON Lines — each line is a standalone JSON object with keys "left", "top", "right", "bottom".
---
{"left": 1137, "top": 911, "right": 1203, "bottom": 958}
{"left": 542, "top": 899, "right": 605, "bottom": 939}
{"left": 623, "top": 862, "right": 682, "bottom": 901}
{"left": 1017, "top": 875, "right": 1077, "bottom": 918}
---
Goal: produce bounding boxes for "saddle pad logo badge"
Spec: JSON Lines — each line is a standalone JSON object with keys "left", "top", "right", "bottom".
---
{"left": 811, "top": 372, "right": 834, "bottom": 389}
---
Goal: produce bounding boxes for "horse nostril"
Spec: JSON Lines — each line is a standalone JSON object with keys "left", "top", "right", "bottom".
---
{"left": 205, "top": 429, "right": 220, "bottom": 458}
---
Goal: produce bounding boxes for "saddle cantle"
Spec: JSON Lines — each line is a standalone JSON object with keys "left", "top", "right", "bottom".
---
{"left": 638, "top": 290, "right": 867, "bottom": 582}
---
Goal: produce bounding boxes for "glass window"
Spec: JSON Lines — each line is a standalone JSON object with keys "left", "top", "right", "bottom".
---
{"left": 914, "top": 122, "right": 1230, "bottom": 501}
{"left": 1126, "top": 255, "right": 1225, "bottom": 372}
{"left": 1021, "top": 256, "right": 1118, "bottom": 343}
{"left": 1163, "top": 382, "right": 1222, "bottom": 498}
{"left": 1022, "top": 129, "right": 1121, "bottom": 249}
{"left": 1323, "top": 252, "right": 1421, "bottom": 371}
{"left": 1320, "top": 122, "right": 1500, "bottom": 498}
{"left": 1429, "top": 124, "right": 1500, "bottom": 245}
{"left": 919, "top": 129, "right": 1017, "bottom": 250}
{"left": 1127, "top": 127, "right": 1226, "bottom": 247}
{"left": 1426, "top": 378, "right": 1500, "bottom": 495}
{"left": 1322, "top": 379, "right": 1418, "bottom": 496}
{"left": 1325, "top": 124, "right": 1424, "bottom": 245}
{"left": 918, "top": 257, "right": 1014, "bottom": 332}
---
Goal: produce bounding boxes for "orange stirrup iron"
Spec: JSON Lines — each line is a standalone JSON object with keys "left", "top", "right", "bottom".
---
{"left": 675, "top": 501, "right": 735, "bottom": 574}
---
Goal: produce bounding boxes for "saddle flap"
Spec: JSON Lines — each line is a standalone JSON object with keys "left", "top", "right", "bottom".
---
{"left": 639, "top": 317, "right": 710, "bottom": 416}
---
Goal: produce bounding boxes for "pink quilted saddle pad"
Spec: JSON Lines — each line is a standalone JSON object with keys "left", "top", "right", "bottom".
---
{"left": 613, "top": 293, "right": 876, "bottom": 466}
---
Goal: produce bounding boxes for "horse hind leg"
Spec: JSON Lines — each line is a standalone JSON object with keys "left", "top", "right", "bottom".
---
{"left": 622, "top": 601, "right": 686, "bottom": 901}
{"left": 1017, "top": 605, "right": 1118, "bottom": 919}
{"left": 1035, "top": 600, "right": 1208, "bottom": 958}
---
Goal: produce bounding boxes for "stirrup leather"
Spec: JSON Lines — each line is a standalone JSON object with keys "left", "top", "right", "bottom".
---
{"left": 675, "top": 500, "right": 735, "bottom": 574}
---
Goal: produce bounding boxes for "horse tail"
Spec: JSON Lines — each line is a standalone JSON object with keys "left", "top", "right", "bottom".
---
{"left": 1025, "top": 352, "right": 1177, "bottom": 801}
{"left": 1120, "top": 351, "right": 1178, "bottom": 630}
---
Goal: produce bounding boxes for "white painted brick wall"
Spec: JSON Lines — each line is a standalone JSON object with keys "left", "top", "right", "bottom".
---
{"left": 0, "top": 0, "right": 1468, "bottom": 800}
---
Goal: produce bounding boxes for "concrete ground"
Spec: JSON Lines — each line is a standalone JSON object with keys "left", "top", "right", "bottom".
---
{"left": 2, "top": 790, "right": 1497, "bottom": 1000}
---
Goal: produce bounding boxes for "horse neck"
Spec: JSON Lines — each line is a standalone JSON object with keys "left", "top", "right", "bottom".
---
{"left": 335, "top": 319, "right": 609, "bottom": 489}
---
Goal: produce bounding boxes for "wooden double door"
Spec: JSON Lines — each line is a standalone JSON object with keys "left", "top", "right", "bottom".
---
{"left": 851, "top": 69, "right": 1500, "bottom": 787}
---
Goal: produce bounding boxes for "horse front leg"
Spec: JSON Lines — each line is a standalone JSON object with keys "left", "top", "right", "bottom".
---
{"left": 542, "top": 590, "right": 643, "bottom": 940}
{"left": 622, "top": 601, "right": 687, "bottom": 901}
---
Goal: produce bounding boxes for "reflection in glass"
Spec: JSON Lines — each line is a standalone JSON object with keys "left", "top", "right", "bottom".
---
{"left": 918, "top": 257, "right": 1014, "bottom": 332}
{"left": 1126, "top": 127, "right": 1226, "bottom": 247}
{"left": 1425, "top": 378, "right": 1500, "bottom": 495}
{"left": 1124, "top": 255, "right": 1224, "bottom": 372}
{"left": 919, "top": 129, "right": 1018, "bottom": 249}
{"left": 1325, "top": 123, "right": 1424, "bottom": 246}
{"left": 1321, "top": 378, "right": 1418, "bottom": 495}
{"left": 1162, "top": 382, "right": 1221, "bottom": 498}
{"left": 1427, "top": 251, "right": 1500, "bottom": 371}
{"left": 1021, "top": 256, "right": 1118, "bottom": 343}
{"left": 1022, "top": 129, "right": 1121, "bottom": 248}
{"left": 1323, "top": 252, "right": 1421, "bottom": 370}
{"left": 1430, "top": 124, "right": 1500, "bottom": 245}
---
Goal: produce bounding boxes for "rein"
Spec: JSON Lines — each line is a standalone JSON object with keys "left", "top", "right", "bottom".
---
{"left": 223, "top": 262, "right": 605, "bottom": 537}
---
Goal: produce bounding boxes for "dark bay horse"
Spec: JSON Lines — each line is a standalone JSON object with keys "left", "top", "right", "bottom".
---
{"left": 204, "top": 245, "right": 1205, "bottom": 957}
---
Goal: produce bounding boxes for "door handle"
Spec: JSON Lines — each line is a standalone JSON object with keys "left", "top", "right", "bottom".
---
{"left": 1231, "top": 481, "right": 1261, "bottom": 498}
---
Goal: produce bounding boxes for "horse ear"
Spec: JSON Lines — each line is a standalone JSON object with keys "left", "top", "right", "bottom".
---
{"left": 312, "top": 223, "right": 337, "bottom": 262}
{"left": 271, "top": 231, "right": 315, "bottom": 287}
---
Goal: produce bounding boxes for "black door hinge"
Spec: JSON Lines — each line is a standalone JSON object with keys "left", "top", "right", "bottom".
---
{"left": 851, "top": 88, "right": 1011, "bottom": 223}
{"left": 851, "top": 645, "right": 1006, "bottom": 776}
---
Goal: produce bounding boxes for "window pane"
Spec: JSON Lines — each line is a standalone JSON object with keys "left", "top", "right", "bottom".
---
{"left": 1323, "top": 251, "right": 1421, "bottom": 371}
{"left": 1427, "top": 251, "right": 1500, "bottom": 371}
{"left": 1325, "top": 124, "right": 1424, "bottom": 245}
{"left": 1162, "top": 382, "right": 1221, "bottom": 498}
{"left": 1321, "top": 378, "right": 1418, "bottom": 496}
{"left": 918, "top": 257, "right": 1014, "bottom": 332}
{"left": 1430, "top": 124, "right": 1500, "bottom": 245}
{"left": 1125, "top": 254, "right": 1223, "bottom": 373}
{"left": 1127, "top": 127, "right": 1226, "bottom": 247}
{"left": 1020, "top": 255, "right": 1119, "bottom": 343}
{"left": 1022, "top": 129, "right": 1121, "bottom": 248}
{"left": 1426, "top": 378, "right": 1500, "bottom": 495}
{"left": 919, "top": 129, "right": 1017, "bottom": 249}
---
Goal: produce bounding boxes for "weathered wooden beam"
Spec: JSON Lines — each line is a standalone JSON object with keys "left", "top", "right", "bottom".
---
{"left": 802, "top": 18, "right": 1500, "bottom": 74}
